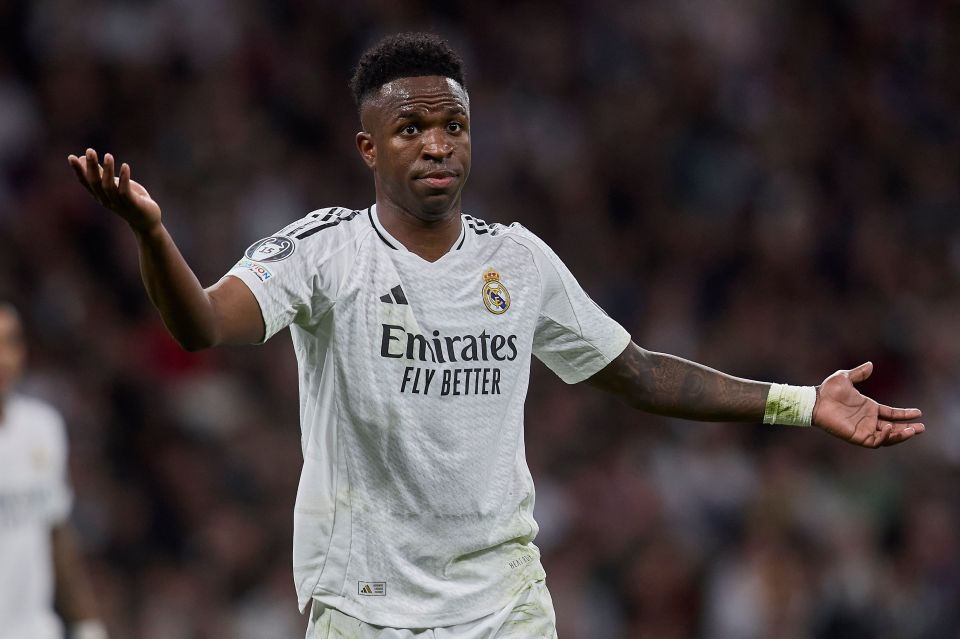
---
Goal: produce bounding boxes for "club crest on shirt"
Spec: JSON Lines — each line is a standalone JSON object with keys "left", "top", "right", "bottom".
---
{"left": 245, "top": 236, "right": 295, "bottom": 263}
{"left": 482, "top": 268, "right": 510, "bottom": 314}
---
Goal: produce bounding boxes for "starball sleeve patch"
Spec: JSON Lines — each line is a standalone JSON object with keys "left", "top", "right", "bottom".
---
{"left": 245, "top": 236, "right": 296, "bottom": 263}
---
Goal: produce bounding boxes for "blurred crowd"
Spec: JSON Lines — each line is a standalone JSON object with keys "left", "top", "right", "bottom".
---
{"left": 1, "top": 0, "right": 958, "bottom": 637}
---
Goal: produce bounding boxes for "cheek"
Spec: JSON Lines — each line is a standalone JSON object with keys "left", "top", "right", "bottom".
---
{"left": 0, "top": 345, "right": 24, "bottom": 372}
{"left": 383, "top": 141, "right": 412, "bottom": 169}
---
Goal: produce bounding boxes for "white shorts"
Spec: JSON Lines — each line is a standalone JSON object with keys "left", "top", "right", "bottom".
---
{"left": 305, "top": 580, "right": 557, "bottom": 638}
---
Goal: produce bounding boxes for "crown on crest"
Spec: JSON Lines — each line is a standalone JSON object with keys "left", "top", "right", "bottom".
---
{"left": 482, "top": 268, "right": 500, "bottom": 283}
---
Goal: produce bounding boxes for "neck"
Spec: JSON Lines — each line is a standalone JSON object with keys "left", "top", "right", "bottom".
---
{"left": 375, "top": 199, "right": 462, "bottom": 262}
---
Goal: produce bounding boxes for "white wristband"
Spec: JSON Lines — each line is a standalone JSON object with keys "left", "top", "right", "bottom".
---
{"left": 763, "top": 383, "right": 816, "bottom": 427}
{"left": 71, "top": 620, "right": 109, "bottom": 639}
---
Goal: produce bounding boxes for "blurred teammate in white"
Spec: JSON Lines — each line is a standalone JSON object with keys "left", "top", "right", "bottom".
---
{"left": 0, "top": 302, "right": 108, "bottom": 639}
{"left": 68, "top": 33, "right": 924, "bottom": 638}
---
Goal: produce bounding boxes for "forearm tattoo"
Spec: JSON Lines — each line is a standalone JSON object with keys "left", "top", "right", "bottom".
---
{"left": 589, "top": 343, "right": 768, "bottom": 421}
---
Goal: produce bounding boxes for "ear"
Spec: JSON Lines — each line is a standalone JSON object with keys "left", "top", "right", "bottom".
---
{"left": 356, "top": 131, "right": 376, "bottom": 169}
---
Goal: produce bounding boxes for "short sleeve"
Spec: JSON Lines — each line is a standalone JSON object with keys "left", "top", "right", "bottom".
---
{"left": 518, "top": 228, "right": 631, "bottom": 384}
{"left": 226, "top": 210, "right": 356, "bottom": 342}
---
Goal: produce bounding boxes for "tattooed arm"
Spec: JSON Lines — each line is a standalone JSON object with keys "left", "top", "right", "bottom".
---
{"left": 587, "top": 342, "right": 925, "bottom": 447}
{"left": 587, "top": 343, "right": 768, "bottom": 421}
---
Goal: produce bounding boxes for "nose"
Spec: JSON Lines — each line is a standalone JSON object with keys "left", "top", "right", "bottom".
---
{"left": 421, "top": 128, "right": 453, "bottom": 161}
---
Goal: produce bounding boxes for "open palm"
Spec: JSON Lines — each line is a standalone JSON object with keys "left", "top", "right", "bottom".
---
{"left": 68, "top": 149, "right": 161, "bottom": 234}
{"left": 813, "top": 362, "right": 924, "bottom": 448}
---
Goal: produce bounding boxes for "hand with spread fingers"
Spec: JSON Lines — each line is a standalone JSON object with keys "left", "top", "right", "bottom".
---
{"left": 812, "top": 362, "right": 924, "bottom": 448}
{"left": 67, "top": 149, "right": 161, "bottom": 235}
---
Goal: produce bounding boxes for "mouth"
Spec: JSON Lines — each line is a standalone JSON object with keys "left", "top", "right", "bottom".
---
{"left": 416, "top": 170, "right": 458, "bottom": 189}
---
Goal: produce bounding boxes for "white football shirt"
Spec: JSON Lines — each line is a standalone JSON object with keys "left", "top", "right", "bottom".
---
{"left": 227, "top": 204, "right": 630, "bottom": 627}
{"left": 0, "top": 395, "right": 73, "bottom": 639}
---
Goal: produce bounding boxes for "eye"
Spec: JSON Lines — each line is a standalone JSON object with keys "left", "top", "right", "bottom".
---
{"left": 400, "top": 124, "right": 419, "bottom": 136}
{"left": 447, "top": 122, "right": 463, "bottom": 133}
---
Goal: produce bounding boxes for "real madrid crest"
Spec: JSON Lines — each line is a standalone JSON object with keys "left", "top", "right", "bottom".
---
{"left": 482, "top": 268, "right": 510, "bottom": 314}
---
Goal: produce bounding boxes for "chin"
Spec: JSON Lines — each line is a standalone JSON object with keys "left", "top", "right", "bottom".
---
{"left": 414, "top": 194, "right": 459, "bottom": 219}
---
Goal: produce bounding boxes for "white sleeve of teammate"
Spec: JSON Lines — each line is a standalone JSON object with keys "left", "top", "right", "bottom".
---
{"left": 47, "top": 407, "right": 73, "bottom": 524}
{"left": 225, "top": 210, "right": 353, "bottom": 342}
{"left": 518, "top": 228, "right": 631, "bottom": 383}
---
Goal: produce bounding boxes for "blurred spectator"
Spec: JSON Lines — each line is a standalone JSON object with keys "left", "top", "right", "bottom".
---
{"left": 0, "top": 302, "right": 108, "bottom": 639}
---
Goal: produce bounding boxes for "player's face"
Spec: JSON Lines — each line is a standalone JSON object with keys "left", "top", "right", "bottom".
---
{"left": 357, "top": 76, "right": 471, "bottom": 220}
{"left": 0, "top": 307, "right": 25, "bottom": 398}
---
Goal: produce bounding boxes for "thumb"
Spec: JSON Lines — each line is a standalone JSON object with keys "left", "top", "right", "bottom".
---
{"left": 846, "top": 361, "right": 873, "bottom": 384}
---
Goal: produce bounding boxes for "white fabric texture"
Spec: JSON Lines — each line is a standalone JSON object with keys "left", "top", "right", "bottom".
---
{"left": 0, "top": 395, "right": 73, "bottom": 639}
{"left": 227, "top": 205, "right": 630, "bottom": 627}
{"left": 305, "top": 579, "right": 556, "bottom": 638}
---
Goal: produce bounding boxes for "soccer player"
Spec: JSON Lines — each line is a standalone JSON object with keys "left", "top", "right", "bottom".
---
{"left": 0, "top": 302, "right": 108, "bottom": 639}
{"left": 67, "top": 33, "right": 923, "bottom": 638}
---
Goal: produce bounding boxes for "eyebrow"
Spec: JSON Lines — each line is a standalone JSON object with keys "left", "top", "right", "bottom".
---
{"left": 393, "top": 104, "right": 467, "bottom": 119}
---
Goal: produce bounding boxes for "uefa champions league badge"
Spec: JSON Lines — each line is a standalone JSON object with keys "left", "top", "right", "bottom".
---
{"left": 482, "top": 268, "right": 510, "bottom": 314}
{"left": 245, "top": 236, "right": 295, "bottom": 262}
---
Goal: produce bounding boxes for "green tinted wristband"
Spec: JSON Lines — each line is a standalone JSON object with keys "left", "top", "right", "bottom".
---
{"left": 763, "top": 383, "right": 816, "bottom": 427}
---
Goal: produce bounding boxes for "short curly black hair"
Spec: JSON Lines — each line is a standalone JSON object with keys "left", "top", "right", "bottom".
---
{"left": 349, "top": 33, "right": 466, "bottom": 108}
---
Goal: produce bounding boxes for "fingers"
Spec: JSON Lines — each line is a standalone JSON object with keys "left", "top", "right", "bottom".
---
{"left": 846, "top": 361, "right": 873, "bottom": 384}
{"left": 877, "top": 404, "right": 923, "bottom": 422}
{"left": 860, "top": 420, "right": 893, "bottom": 448}
{"left": 101, "top": 153, "right": 118, "bottom": 205}
{"left": 881, "top": 422, "right": 925, "bottom": 446}
{"left": 68, "top": 148, "right": 130, "bottom": 207}
{"left": 836, "top": 408, "right": 926, "bottom": 448}
{"left": 67, "top": 154, "right": 96, "bottom": 197}
{"left": 119, "top": 162, "right": 132, "bottom": 197}
{"left": 84, "top": 148, "right": 109, "bottom": 203}
{"left": 862, "top": 421, "right": 925, "bottom": 448}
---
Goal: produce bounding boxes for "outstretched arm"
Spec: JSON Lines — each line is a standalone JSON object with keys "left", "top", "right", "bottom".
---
{"left": 67, "top": 149, "right": 263, "bottom": 349}
{"left": 588, "top": 342, "right": 924, "bottom": 448}
{"left": 587, "top": 343, "right": 768, "bottom": 420}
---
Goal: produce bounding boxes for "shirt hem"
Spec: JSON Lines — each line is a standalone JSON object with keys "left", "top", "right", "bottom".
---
{"left": 557, "top": 327, "right": 632, "bottom": 384}
{"left": 224, "top": 271, "right": 275, "bottom": 343}
{"left": 306, "top": 568, "right": 546, "bottom": 628}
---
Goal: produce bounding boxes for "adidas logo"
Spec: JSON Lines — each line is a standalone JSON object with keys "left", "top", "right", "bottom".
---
{"left": 358, "top": 581, "right": 386, "bottom": 596}
{"left": 380, "top": 285, "right": 408, "bottom": 305}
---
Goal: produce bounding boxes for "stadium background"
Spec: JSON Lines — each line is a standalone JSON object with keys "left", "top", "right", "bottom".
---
{"left": 2, "top": 1, "right": 958, "bottom": 637}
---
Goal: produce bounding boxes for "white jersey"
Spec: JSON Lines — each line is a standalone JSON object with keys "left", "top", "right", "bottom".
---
{"left": 227, "top": 205, "right": 630, "bottom": 627}
{"left": 0, "top": 395, "right": 72, "bottom": 639}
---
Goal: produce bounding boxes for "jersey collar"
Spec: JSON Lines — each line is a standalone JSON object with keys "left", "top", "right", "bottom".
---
{"left": 369, "top": 204, "right": 467, "bottom": 254}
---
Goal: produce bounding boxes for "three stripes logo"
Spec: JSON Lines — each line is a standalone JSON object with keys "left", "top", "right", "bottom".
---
{"left": 287, "top": 207, "right": 362, "bottom": 240}
{"left": 380, "top": 285, "right": 408, "bottom": 305}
